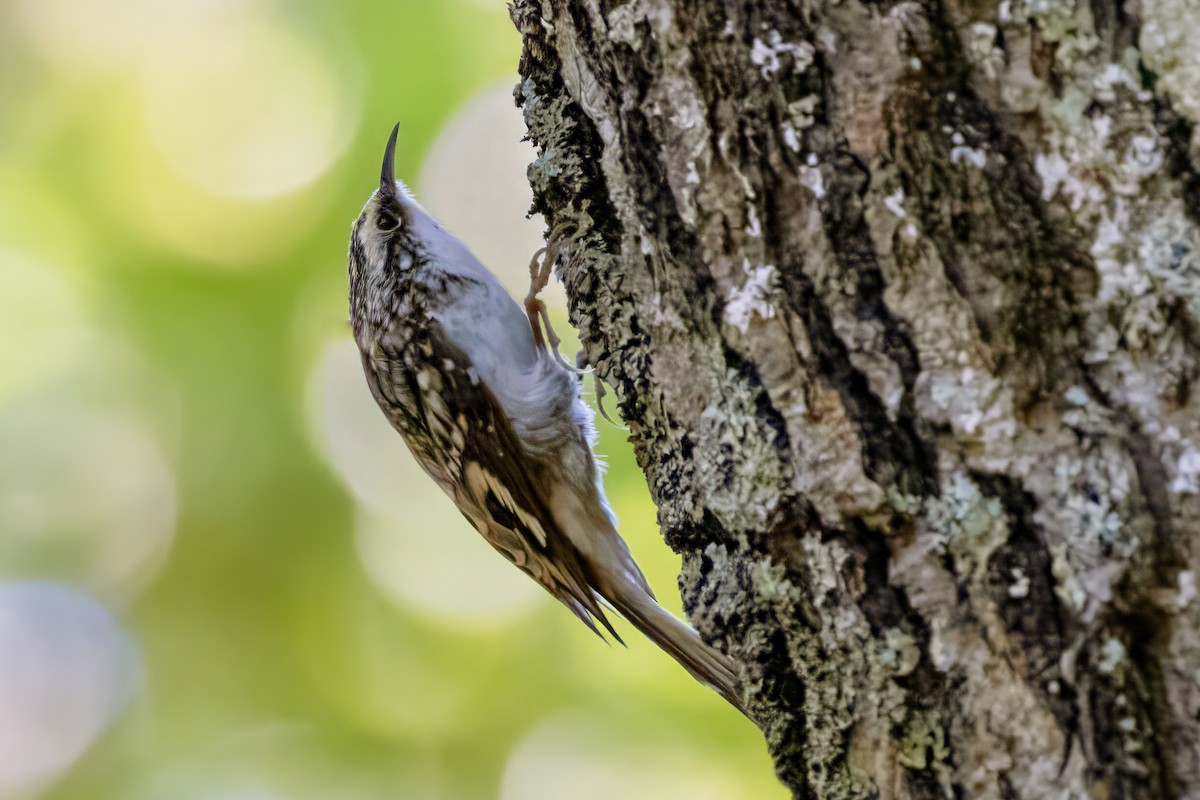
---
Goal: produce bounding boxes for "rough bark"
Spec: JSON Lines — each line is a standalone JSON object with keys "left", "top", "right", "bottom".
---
{"left": 509, "top": 0, "right": 1200, "bottom": 796}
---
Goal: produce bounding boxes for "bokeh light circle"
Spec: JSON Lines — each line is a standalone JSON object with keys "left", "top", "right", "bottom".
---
{"left": 0, "top": 582, "right": 141, "bottom": 799}
{"left": 0, "top": 250, "right": 96, "bottom": 404}
{"left": 13, "top": 0, "right": 180, "bottom": 71}
{"left": 141, "top": 17, "right": 362, "bottom": 198}
{"left": 418, "top": 80, "right": 563, "bottom": 307}
{"left": 0, "top": 399, "right": 177, "bottom": 603}
{"left": 126, "top": 722, "right": 442, "bottom": 800}
{"left": 501, "top": 714, "right": 748, "bottom": 800}
{"left": 355, "top": 507, "right": 545, "bottom": 627}
{"left": 0, "top": 249, "right": 176, "bottom": 603}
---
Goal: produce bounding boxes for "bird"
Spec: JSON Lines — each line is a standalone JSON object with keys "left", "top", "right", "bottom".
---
{"left": 346, "top": 124, "right": 742, "bottom": 712}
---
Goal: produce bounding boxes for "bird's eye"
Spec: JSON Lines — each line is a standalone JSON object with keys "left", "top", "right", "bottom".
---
{"left": 377, "top": 210, "right": 400, "bottom": 231}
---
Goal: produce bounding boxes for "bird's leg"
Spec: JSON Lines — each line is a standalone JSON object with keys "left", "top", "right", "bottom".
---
{"left": 524, "top": 229, "right": 575, "bottom": 370}
{"left": 526, "top": 224, "right": 621, "bottom": 425}
{"left": 524, "top": 246, "right": 549, "bottom": 348}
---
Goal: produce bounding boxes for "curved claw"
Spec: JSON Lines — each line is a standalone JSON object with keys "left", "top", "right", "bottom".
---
{"left": 593, "top": 372, "right": 621, "bottom": 426}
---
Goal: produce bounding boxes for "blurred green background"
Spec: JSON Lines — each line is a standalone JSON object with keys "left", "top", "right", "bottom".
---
{"left": 0, "top": 1, "right": 782, "bottom": 798}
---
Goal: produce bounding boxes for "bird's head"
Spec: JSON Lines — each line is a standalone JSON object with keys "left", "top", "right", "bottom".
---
{"left": 348, "top": 124, "right": 437, "bottom": 305}
{"left": 347, "top": 124, "right": 491, "bottom": 334}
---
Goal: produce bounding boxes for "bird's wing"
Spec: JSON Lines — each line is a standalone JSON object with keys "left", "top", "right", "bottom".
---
{"left": 363, "top": 315, "right": 622, "bottom": 642}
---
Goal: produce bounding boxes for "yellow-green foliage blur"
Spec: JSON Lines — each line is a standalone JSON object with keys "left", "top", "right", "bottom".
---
{"left": 0, "top": 1, "right": 784, "bottom": 798}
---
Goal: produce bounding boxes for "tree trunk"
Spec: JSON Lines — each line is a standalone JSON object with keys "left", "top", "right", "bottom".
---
{"left": 508, "top": 0, "right": 1200, "bottom": 796}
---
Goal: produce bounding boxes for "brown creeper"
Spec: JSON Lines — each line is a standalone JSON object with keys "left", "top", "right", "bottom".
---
{"left": 347, "top": 125, "right": 742, "bottom": 711}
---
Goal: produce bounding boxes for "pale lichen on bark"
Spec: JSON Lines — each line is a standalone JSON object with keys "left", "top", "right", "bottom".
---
{"left": 511, "top": 0, "right": 1200, "bottom": 797}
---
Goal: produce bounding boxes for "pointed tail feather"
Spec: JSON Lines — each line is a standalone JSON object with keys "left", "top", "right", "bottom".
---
{"left": 607, "top": 588, "right": 745, "bottom": 714}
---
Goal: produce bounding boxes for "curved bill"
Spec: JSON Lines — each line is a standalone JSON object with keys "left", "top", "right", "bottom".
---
{"left": 379, "top": 123, "right": 399, "bottom": 199}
